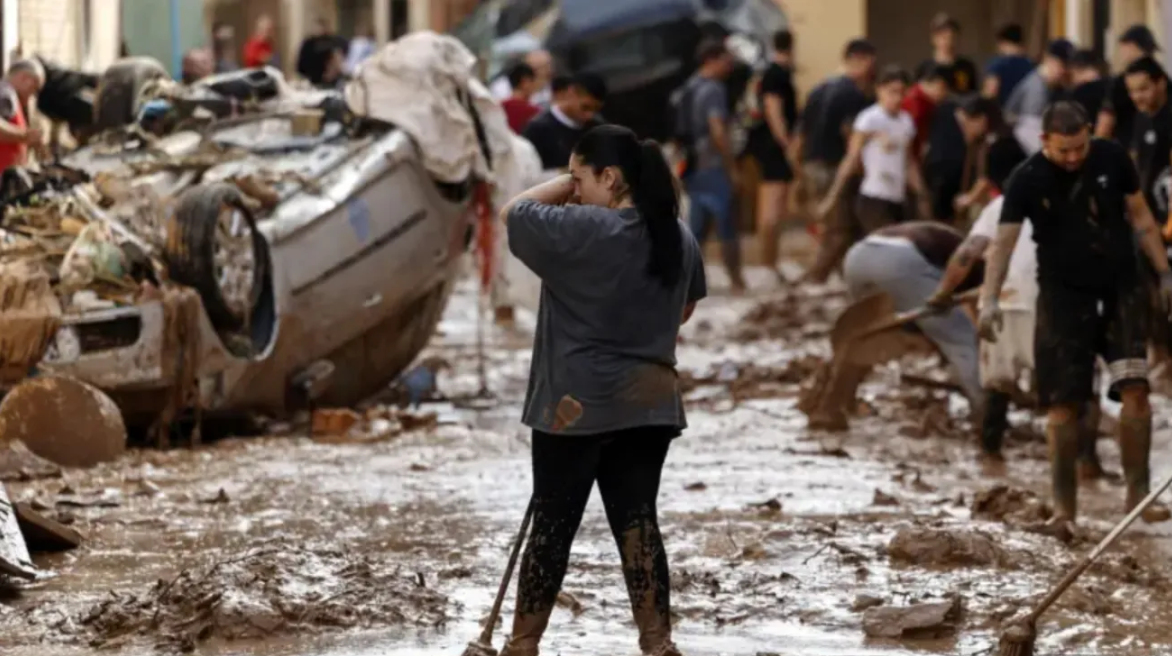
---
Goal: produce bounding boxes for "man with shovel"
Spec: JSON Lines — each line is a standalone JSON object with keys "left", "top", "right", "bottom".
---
{"left": 980, "top": 101, "right": 1172, "bottom": 525}
{"left": 804, "top": 220, "right": 984, "bottom": 431}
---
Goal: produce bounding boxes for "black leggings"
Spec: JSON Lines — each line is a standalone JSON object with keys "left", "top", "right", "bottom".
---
{"left": 512, "top": 425, "right": 677, "bottom": 651}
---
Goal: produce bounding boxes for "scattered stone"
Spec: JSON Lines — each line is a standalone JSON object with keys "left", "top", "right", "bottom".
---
{"left": 747, "top": 498, "right": 783, "bottom": 514}
{"left": 201, "top": 488, "right": 230, "bottom": 505}
{"left": 741, "top": 542, "right": 769, "bottom": 560}
{"left": 684, "top": 481, "right": 708, "bottom": 491}
{"left": 311, "top": 408, "right": 361, "bottom": 436}
{"left": 972, "top": 485, "right": 1052, "bottom": 525}
{"left": 851, "top": 593, "right": 885, "bottom": 612}
{"left": 56, "top": 488, "right": 122, "bottom": 508}
{"left": 862, "top": 596, "right": 962, "bottom": 638}
{"left": 134, "top": 480, "right": 161, "bottom": 497}
{"left": 437, "top": 566, "right": 473, "bottom": 580}
{"left": 872, "top": 489, "right": 900, "bottom": 507}
{"left": 15, "top": 502, "right": 83, "bottom": 551}
{"left": 887, "top": 527, "right": 1010, "bottom": 568}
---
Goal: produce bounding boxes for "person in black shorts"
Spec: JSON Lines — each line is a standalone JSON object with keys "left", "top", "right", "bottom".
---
{"left": 748, "top": 29, "right": 799, "bottom": 279}
{"left": 980, "top": 101, "right": 1172, "bottom": 526}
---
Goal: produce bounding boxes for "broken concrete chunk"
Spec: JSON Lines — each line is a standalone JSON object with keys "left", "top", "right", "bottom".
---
{"left": 971, "top": 485, "right": 1051, "bottom": 524}
{"left": 15, "top": 502, "right": 83, "bottom": 551}
{"left": 851, "top": 593, "right": 885, "bottom": 612}
{"left": 862, "top": 596, "right": 962, "bottom": 638}
{"left": 872, "top": 489, "right": 900, "bottom": 507}
{"left": 887, "top": 527, "right": 1010, "bottom": 568}
{"left": 0, "top": 440, "right": 62, "bottom": 482}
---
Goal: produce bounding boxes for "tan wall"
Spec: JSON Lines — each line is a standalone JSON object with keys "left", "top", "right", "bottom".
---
{"left": 776, "top": 0, "right": 866, "bottom": 99}
{"left": 18, "top": 0, "right": 83, "bottom": 66}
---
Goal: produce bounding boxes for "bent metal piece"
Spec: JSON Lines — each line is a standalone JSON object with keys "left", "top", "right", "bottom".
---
{"left": 0, "top": 483, "right": 36, "bottom": 580}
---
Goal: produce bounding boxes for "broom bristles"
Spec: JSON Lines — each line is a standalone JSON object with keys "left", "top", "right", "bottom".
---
{"left": 997, "top": 620, "right": 1036, "bottom": 656}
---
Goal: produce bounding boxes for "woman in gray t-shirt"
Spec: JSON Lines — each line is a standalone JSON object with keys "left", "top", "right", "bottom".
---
{"left": 496, "top": 124, "right": 706, "bottom": 656}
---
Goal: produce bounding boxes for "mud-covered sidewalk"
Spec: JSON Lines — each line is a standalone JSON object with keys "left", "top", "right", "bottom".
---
{"left": 4, "top": 269, "right": 1172, "bottom": 656}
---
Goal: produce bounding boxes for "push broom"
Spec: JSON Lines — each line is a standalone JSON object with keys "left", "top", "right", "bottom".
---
{"left": 998, "top": 471, "right": 1172, "bottom": 656}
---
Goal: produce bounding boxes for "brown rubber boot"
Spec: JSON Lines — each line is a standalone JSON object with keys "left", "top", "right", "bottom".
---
{"left": 1078, "top": 400, "right": 1121, "bottom": 483}
{"left": 647, "top": 641, "right": 685, "bottom": 656}
{"left": 1118, "top": 413, "right": 1172, "bottom": 523}
{"left": 1047, "top": 417, "right": 1080, "bottom": 523}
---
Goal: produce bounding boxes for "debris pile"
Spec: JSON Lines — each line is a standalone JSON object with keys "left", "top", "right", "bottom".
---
{"left": 78, "top": 544, "right": 453, "bottom": 651}
{"left": 734, "top": 291, "right": 844, "bottom": 342}
{"left": 309, "top": 405, "right": 440, "bottom": 442}
{"left": 681, "top": 356, "right": 823, "bottom": 401}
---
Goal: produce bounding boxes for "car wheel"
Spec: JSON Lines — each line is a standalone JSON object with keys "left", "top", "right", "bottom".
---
{"left": 93, "top": 57, "right": 169, "bottom": 131}
{"left": 164, "top": 183, "right": 270, "bottom": 333}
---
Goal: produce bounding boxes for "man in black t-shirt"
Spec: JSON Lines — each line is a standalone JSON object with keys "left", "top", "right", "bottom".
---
{"left": 981, "top": 102, "right": 1172, "bottom": 526}
{"left": 914, "top": 13, "right": 979, "bottom": 96}
{"left": 802, "top": 39, "right": 876, "bottom": 283}
{"left": 1096, "top": 25, "right": 1160, "bottom": 146}
{"left": 1125, "top": 57, "right": 1172, "bottom": 220}
{"left": 522, "top": 74, "right": 607, "bottom": 170}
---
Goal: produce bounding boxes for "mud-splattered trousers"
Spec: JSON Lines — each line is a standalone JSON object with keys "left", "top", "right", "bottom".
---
{"left": 505, "top": 426, "right": 678, "bottom": 655}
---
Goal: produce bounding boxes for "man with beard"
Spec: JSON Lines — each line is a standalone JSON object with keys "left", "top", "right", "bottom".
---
{"left": 1124, "top": 56, "right": 1172, "bottom": 377}
{"left": 1097, "top": 25, "right": 1160, "bottom": 145}
{"left": 1125, "top": 57, "right": 1172, "bottom": 225}
{"left": 981, "top": 101, "right": 1172, "bottom": 526}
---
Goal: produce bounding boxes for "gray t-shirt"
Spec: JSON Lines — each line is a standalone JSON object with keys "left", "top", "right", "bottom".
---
{"left": 1005, "top": 69, "right": 1048, "bottom": 119}
{"left": 507, "top": 200, "right": 708, "bottom": 435}
{"left": 679, "top": 75, "right": 729, "bottom": 172}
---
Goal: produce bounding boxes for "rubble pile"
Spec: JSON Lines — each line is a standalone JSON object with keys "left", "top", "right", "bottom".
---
{"left": 78, "top": 544, "right": 453, "bottom": 651}
{"left": 734, "top": 290, "right": 845, "bottom": 342}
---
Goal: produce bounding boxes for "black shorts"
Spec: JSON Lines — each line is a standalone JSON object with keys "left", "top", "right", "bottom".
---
{"left": 926, "top": 165, "right": 962, "bottom": 224}
{"left": 751, "top": 138, "right": 794, "bottom": 182}
{"left": 1034, "top": 279, "right": 1149, "bottom": 407}
{"left": 855, "top": 194, "right": 904, "bottom": 230}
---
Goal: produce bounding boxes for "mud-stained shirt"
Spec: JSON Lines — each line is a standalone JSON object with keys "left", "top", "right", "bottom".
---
{"left": 507, "top": 201, "right": 707, "bottom": 435}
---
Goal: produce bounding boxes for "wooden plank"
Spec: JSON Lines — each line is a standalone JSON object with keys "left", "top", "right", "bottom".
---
{"left": 0, "top": 484, "right": 36, "bottom": 580}
{"left": 15, "top": 503, "right": 83, "bottom": 552}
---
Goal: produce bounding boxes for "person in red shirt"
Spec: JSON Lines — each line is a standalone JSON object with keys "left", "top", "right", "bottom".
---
{"left": 0, "top": 59, "right": 44, "bottom": 173}
{"left": 901, "top": 63, "right": 950, "bottom": 163}
{"left": 500, "top": 62, "right": 541, "bottom": 134}
{"left": 242, "top": 15, "right": 276, "bottom": 69}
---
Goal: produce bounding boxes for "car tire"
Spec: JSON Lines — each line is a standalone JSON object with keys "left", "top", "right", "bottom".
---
{"left": 93, "top": 57, "right": 169, "bottom": 131}
{"left": 164, "top": 183, "right": 270, "bottom": 333}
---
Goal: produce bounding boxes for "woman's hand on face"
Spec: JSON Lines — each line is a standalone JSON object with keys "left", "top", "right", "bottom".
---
{"left": 553, "top": 173, "right": 576, "bottom": 205}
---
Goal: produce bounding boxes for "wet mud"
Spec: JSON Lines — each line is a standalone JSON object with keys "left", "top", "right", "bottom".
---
{"left": 4, "top": 270, "right": 1172, "bottom": 656}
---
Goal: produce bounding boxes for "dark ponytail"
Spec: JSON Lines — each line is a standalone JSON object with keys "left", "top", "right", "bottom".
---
{"left": 573, "top": 125, "right": 683, "bottom": 287}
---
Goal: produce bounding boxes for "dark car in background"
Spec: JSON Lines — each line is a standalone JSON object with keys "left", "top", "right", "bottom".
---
{"left": 453, "top": 0, "right": 788, "bottom": 143}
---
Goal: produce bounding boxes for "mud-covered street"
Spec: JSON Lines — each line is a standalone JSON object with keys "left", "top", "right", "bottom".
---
{"left": 4, "top": 266, "right": 1172, "bottom": 656}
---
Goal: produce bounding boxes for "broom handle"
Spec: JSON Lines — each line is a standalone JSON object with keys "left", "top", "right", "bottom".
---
{"left": 478, "top": 498, "right": 535, "bottom": 643}
{"left": 856, "top": 288, "right": 981, "bottom": 341}
{"left": 1028, "top": 471, "right": 1172, "bottom": 621}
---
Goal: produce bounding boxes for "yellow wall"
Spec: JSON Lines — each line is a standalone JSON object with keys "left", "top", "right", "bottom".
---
{"left": 775, "top": 0, "right": 867, "bottom": 99}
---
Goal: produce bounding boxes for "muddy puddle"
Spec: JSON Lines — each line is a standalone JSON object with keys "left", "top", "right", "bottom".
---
{"left": 4, "top": 269, "right": 1172, "bottom": 656}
